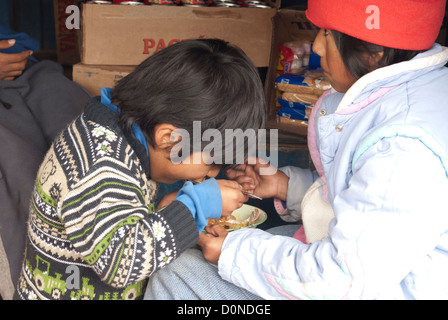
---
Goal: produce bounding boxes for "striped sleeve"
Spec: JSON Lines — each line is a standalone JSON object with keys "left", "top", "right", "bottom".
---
{"left": 60, "top": 158, "right": 197, "bottom": 288}
{"left": 54, "top": 117, "right": 198, "bottom": 288}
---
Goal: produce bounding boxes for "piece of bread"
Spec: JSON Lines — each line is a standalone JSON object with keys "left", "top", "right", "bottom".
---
{"left": 207, "top": 209, "right": 260, "bottom": 230}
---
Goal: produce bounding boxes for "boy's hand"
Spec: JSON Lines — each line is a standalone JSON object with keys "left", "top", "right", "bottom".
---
{"left": 198, "top": 225, "right": 228, "bottom": 265}
{"left": 0, "top": 39, "right": 32, "bottom": 80}
{"left": 155, "top": 190, "right": 178, "bottom": 211}
{"left": 226, "top": 157, "right": 289, "bottom": 201}
{"left": 216, "top": 179, "right": 248, "bottom": 217}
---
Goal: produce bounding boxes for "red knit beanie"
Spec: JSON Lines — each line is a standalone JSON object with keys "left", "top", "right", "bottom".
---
{"left": 306, "top": 0, "right": 446, "bottom": 50}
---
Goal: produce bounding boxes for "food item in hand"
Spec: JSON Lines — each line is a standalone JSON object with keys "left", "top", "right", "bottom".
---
{"left": 207, "top": 209, "right": 260, "bottom": 229}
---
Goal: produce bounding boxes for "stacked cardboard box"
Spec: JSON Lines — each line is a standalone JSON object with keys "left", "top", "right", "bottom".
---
{"left": 73, "top": 2, "right": 277, "bottom": 97}
{"left": 54, "top": 0, "right": 81, "bottom": 65}
{"left": 72, "top": 1, "right": 318, "bottom": 139}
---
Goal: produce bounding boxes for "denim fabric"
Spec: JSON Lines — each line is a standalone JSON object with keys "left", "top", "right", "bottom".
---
{"left": 144, "top": 224, "right": 300, "bottom": 300}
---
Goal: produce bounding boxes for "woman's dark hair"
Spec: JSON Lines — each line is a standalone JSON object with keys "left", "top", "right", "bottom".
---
{"left": 331, "top": 30, "right": 423, "bottom": 79}
{"left": 112, "top": 38, "right": 266, "bottom": 169}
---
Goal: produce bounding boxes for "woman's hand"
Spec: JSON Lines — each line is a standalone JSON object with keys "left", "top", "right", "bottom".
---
{"left": 216, "top": 179, "right": 248, "bottom": 217}
{"left": 198, "top": 225, "right": 228, "bottom": 264}
{"left": 226, "top": 157, "right": 290, "bottom": 201}
{"left": 0, "top": 39, "right": 32, "bottom": 80}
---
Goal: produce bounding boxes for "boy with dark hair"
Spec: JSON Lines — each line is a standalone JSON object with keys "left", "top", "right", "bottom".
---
{"left": 14, "top": 38, "right": 267, "bottom": 300}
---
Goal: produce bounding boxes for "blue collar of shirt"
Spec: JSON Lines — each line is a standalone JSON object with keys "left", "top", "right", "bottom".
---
{"left": 100, "top": 87, "right": 149, "bottom": 157}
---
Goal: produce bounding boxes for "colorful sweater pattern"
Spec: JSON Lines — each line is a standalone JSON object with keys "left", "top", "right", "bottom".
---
{"left": 15, "top": 98, "right": 198, "bottom": 300}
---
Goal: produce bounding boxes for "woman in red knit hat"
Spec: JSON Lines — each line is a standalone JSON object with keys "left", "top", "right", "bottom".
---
{"left": 145, "top": 0, "right": 448, "bottom": 300}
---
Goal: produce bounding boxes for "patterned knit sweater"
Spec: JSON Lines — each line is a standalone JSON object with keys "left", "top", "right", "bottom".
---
{"left": 14, "top": 97, "right": 199, "bottom": 300}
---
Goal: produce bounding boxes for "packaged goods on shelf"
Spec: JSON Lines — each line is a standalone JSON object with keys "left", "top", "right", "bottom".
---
{"left": 275, "top": 68, "right": 331, "bottom": 128}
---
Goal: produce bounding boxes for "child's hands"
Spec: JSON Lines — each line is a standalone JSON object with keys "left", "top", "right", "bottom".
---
{"left": 216, "top": 179, "right": 248, "bottom": 217}
{"left": 0, "top": 40, "right": 32, "bottom": 80}
{"left": 155, "top": 190, "right": 178, "bottom": 211}
{"left": 198, "top": 225, "right": 228, "bottom": 265}
{"left": 226, "top": 157, "right": 289, "bottom": 201}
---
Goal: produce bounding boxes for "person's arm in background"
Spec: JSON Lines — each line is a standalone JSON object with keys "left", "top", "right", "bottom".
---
{"left": 0, "top": 39, "right": 32, "bottom": 80}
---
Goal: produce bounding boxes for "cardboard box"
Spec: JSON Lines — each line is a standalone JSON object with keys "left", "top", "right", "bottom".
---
{"left": 53, "top": 0, "right": 81, "bottom": 65}
{"left": 81, "top": 3, "right": 276, "bottom": 67}
{"left": 73, "top": 63, "right": 135, "bottom": 96}
{"left": 264, "top": 10, "right": 318, "bottom": 137}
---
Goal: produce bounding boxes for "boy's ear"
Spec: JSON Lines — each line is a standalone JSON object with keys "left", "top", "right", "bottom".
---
{"left": 153, "top": 123, "right": 180, "bottom": 149}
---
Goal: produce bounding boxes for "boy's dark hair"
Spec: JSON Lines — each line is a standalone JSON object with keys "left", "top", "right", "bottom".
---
{"left": 112, "top": 38, "right": 266, "bottom": 170}
{"left": 332, "top": 30, "right": 423, "bottom": 79}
